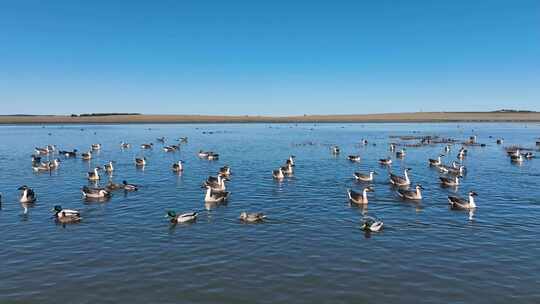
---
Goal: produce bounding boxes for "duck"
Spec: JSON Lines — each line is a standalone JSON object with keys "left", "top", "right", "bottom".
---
{"left": 444, "top": 144, "right": 452, "bottom": 153}
{"left": 31, "top": 155, "right": 42, "bottom": 164}
{"left": 172, "top": 160, "right": 184, "bottom": 172}
{"left": 204, "top": 175, "right": 228, "bottom": 191}
{"left": 440, "top": 175, "right": 461, "bottom": 187}
{"left": 81, "top": 151, "right": 92, "bottom": 160}
{"left": 198, "top": 150, "right": 210, "bottom": 158}
{"left": 141, "top": 143, "right": 153, "bottom": 149}
{"left": 104, "top": 181, "right": 124, "bottom": 191}
{"left": 219, "top": 165, "right": 231, "bottom": 177}
{"left": 239, "top": 212, "right": 266, "bottom": 223}
{"left": 207, "top": 152, "right": 219, "bottom": 160}
{"left": 87, "top": 167, "right": 101, "bottom": 181}
{"left": 396, "top": 149, "right": 406, "bottom": 158}
{"left": 135, "top": 157, "right": 147, "bottom": 166}
{"left": 448, "top": 191, "right": 477, "bottom": 209}
{"left": 347, "top": 187, "right": 374, "bottom": 205}
{"left": 91, "top": 143, "right": 101, "bottom": 150}
{"left": 378, "top": 158, "right": 392, "bottom": 165}
{"left": 281, "top": 163, "right": 294, "bottom": 175}
{"left": 103, "top": 161, "right": 114, "bottom": 173}
{"left": 163, "top": 146, "right": 177, "bottom": 152}
{"left": 361, "top": 139, "right": 369, "bottom": 146}
{"left": 272, "top": 167, "right": 285, "bottom": 180}
{"left": 204, "top": 186, "right": 229, "bottom": 203}
{"left": 166, "top": 211, "right": 197, "bottom": 223}
{"left": 52, "top": 205, "right": 81, "bottom": 223}
{"left": 287, "top": 155, "right": 296, "bottom": 166}
{"left": 510, "top": 153, "right": 524, "bottom": 163}
{"left": 46, "top": 158, "right": 61, "bottom": 170}
{"left": 353, "top": 171, "right": 377, "bottom": 182}
{"left": 429, "top": 154, "right": 445, "bottom": 166}
{"left": 120, "top": 142, "right": 131, "bottom": 149}
{"left": 347, "top": 155, "right": 361, "bottom": 162}
{"left": 32, "top": 161, "right": 52, "bottom": 172}
{"left": 82, "top": 186, "right": 111, "bottom": 199}
{"left": 496, "top": 138, "right": 504, "bottom": 144}
{"left": 331, "top": 146, "right": 340, "bottom": 155}
{"left": 59, "top": 149, "right": 77, "bottom": 158}
{"left": 524, "top": 152, "right": 534, "bottom": 159}
{"left": 389, "top": 143, "right": 396, "bottom": 152}
{"left": 18, "top": 185, "right": 36, "bottom": 203}
{"left": 389, "top": 168, "right": 411, "bottom": 186}
{"left": 35, "top": 147, "right": 50, "bottom": 155}
{"left": 122, "top": 180, "right": 139, "bottom": 191}
{"left": 361, "top": 216, "right": 384, "bottom": 232}
{"left": 397, "top": 184, "right": 423, "bottom": 200}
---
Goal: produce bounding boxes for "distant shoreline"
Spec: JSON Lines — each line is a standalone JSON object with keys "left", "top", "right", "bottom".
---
{"left": 1, "top": 112, "right": 540, "bottom": 124}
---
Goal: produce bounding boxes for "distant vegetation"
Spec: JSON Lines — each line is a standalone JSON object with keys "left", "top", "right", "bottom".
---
{"left": 71, "top": 113, "right": 141, "bottom": 117}
{"left": 492, "top": 109, "right": 536, "bottom": 113}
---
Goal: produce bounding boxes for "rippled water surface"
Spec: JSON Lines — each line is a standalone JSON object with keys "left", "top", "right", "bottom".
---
{"left": 1, "top": 123, "right": 539, "bottom": 303}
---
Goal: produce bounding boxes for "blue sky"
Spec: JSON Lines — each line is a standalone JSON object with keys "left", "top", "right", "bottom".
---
{"left": 0, "top": 0, "right": 538, "bottom": 115}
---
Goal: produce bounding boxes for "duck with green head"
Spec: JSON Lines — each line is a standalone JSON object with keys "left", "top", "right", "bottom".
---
{"left": 52, "top": 205, "right": 81, "bottom": 223}
{"left": 166, "top": 211, "right": 198, "bottom": 223}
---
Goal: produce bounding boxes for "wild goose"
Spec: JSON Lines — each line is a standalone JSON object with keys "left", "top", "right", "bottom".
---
{"left": 448, "top": 191, "right": 477, "bottom": 209}
{"left": 135, "top": 157, "right": 147, "bottom": 166}
{"left": 389, "top": 143, "right": 396, "bottom": 152}
{"left": 207, "top": 152, "right": 219, "bottom": 160}
{"left": 82, "top": 186, "right": 111, "bottom": 199}
{"left": 429, "top": 154, "right": 445, "bottom": 166}
{"left": 361, "top": 216, "right": 383, "bottom": 232}
{"left": 105, "top": 181, "right": 124, "bottom": 191}
{"left": 204, "top": 186, "right": 229, "bottom": 203}
{"left": 81, "top": 151, "right": 92, "bottom": 160}
{"left": 219, "top": 165, "right": 231, "bottom": 177}
{"left": 389, "top": 168, "right": 411, "bottom": 186}
{"left": 59, "top": 149, "right": 77, "bottom": 157}
{"left": 347, "top": 155, "right": 361, "bottom": 162}
{"left": 198, "top": 150, "right": 210, "bottom": 158}
{"left": 52, "top": 205, "right": 81, "bottom": 223}
{"left": 141, "top": 143, "right": 153, "bottom": 149}
{"left": 281, "top": 163, "right": 294, "bottom": 175}
{"left": 172, "top": 160, "right": 184, "bottom": 172}
{"left": 272, "top": 167, "right": 285, "bottom": 180}
{"left": 166, "top": 211, "right": 197, "bottom": 224}
{"left": 440, "top": 175, "right": 461, "bottom": 186}
{"left": 122, "top": 180, "right": 139, "bottom": 191}
{"left": 378, "top": 158, "right": 392, "bottom": 165}
{"left": 204, "top": 175, "right": 227, "bottom": 191}
{"left": 396, "top": 149, "right": 406, "bottom": 158}
{"left": 353, "top": 171, "right": 377, "bottom": 182}
{"left": 287, "top": 155, "right": 296, "bottom": 166}
{"left": 397, "top": 184, "right": 423, "bottom": 200}
{"left": 87, "top": 167, "right": 101, "bottom": 181}
{"left": 510, "top": 153, "right": 524, "bottom": 163}
{"left": 104, "top": 161, "right": 114, "bottom": 173}
{"left": 18, "top": 185, "right": 37, "bottom": 203}
{"left": 35, "top": 147, "right": 50, "bottom": 155}
{"left": 444, "top": 144, "right": 451, "bottom": 153}
{"left": 239, "top": 212, "right": 266, "bottom": 223}
{"left": 347, "top": 187, "right": 374, "bottom": 205}
{"left": 91, "top": 143, "right": 101, "bottom": 150}
{"left": 331, "top": 146, "right": 340, "bottom": 155}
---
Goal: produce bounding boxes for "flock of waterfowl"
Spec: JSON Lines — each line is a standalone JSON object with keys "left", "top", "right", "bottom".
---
{"left": 0, "top": 132, "right": 538, "bottom": 232}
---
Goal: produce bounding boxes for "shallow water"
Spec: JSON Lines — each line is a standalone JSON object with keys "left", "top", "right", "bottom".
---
{"left": 0, "top": 123, "right": 539, "bottom": 303}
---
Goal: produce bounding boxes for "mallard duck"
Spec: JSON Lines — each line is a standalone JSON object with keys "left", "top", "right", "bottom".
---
{"left": 440, "top": 175, "right": 461, "bottom": 186}
{"left": 353, "top": 171, "right": 377, "bottom": 182}
{"left": 59, "top": 149, "right": 77, "bottom": 158}
{"left": 163, "top": 146, "right": 177, "bottom": 152}
{"left": 140, "top": 143, "right": 153, "bottom": 149}
{"left": 429, "top": 154, "right": 445, "bottom": 166}
{"left": 87, "top": 167, "right": 101, "bottom": 181}
{"left": 81, "top": 151, "right": 92, "bottom": 160}
{"left": 347, "top": 187, "right": 374, "bottom": 205}
{"left": 172, "top": 160, "right": 184, "bottom": 172}
{"left": 361, "top": 216, "right": 383, "bottom": 232}
{"left": 18, "top": 185, "right": 36, "bottom": 203}
{"left": 135, "top": 157, "right": 146, "bottom": 166}
{"left": 204, "top": 187, "right": 229, "bottom": 203}
{"left": 272, "top": 167, "right": 285, "bottom": 180}
{"left": 396, "top": 149, "right": 406, "bottom": 158}
{"left": 105, "top": 181, "right": 124, "bottom": 191}
{"left": 239, "top": 212, "right": 266, "bottom": 223}
{"left": 397, "top": 184, "right": 423, "bottom": 200}
{"left": 91, "top": 143, "right": 101, "bottom": 150}
{"left": 198, "top": 150, "right": 209, "bottom": 158}
{"left": 104, "top": 161, "right": 114, "bottom": 173}
{"left": 347, "top": 155, "right": 361, "bottom": 162}
{"left": 448, "top": 191, "right": 477, "bottom": 209}
{"left": 122, "top": 180, "right": 139, "bottom": 191}
{"left": 389, "top": 168, "right": 411, "bottom": 186}
{"left": 207, "top": 152, "right": 219, "bottom": 160}
{"left": 52, "top": 205, "right": 81, "bottom": 223}
{"left": 166, "top": 211, "right": 197, "bottom": 223}
{"left": 82, "top": 186, "right": 111, "bottom": 199}
{"left": 378, "top": 158, "right": 392, "bottom": 165}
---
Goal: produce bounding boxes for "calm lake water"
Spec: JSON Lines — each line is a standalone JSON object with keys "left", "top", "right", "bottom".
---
{"left": 0, "top": 123, "right": 539, "bottom": 303}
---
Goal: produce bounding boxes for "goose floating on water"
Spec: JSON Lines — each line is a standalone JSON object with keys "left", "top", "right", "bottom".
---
{"left": 448, "top": 191, "right": 477, "bottom": 209}
{"left": 272, "top": 167, "right": 285, "bottom": 180}
{"left": 396, "top": 149, "right": 406, "bottom": 158}
{"left": 52, "top": 205, "right": 81, "bottom": 223}
{"left": 440, "top": 175, "right": 461, "bottom": 187}
{"left": 104, "top": 161, "right": 114, "bottom": 173}
{"left": 239, "top": 212, "right": 266, "bottom": 223}
{"left": 361, "top": 216, "right": 383, "bottom": 232}
{"left": 135, "top": 157, "right": 147, "bottom": 166}
{"left": 347, "top": 187, "right": 373, "bottom": 205}
{"left": 353, "top": 171, "right": 377, "bottom": 182}
{"left": 429, "top": 154, "right": 445, "bottom": 166}
{"left": 166, "top": 211, "right": 197, "bottom": 223}
{"left": 204, "top": 186, "right": 229, "bottom": 203}
{"left": 18, "top": 185, "right": 36, "bottom": 203}
{"left": 82, "top": 186, "right": 111, "bottom": 199}
{"left": 389, "top": 168, "right": 411, "bottom": 186}
{"left": 59, "top": 149, "right": 77, "bottom": 158}
{"left": 91, "top": 143, "right": 101, "bottom": 150}
{"left": 87, "top": 167, "right": 101, "bottom": 181}
{"left": 141, "top": 143, "right": 153, "bottom": 149}
{"left": 347, "top": 155, "right": 361, "bottom": 162}
{"left": 378, "top": 158, "right": 392, "bottom": 165}
{"left": 397, "top": 184, "right": 423, "bottom": 200}
{"left": 172, "top": 160, "right": 184, "bottom": 172}
{"left": 81, "top": 151, "right": 92, "bottom": 160}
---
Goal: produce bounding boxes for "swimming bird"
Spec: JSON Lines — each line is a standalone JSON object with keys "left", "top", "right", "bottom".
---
{"left": 347, "top": 187, "right": 374, "bottom": 205}
{"left": 239, "top": 212, "right": 266, "bottom": 223}
{"left": 135, "top": 157, "right": 146, "bottom": 166}
{"left": 32, "top": 161, "right": 52, "bottom": 172}
{"left": 141, "top": 143, "right": 153, "bottom": 149}
{"left": 91, "top": 143, "right": 101, "bottom": 150}
{"left": 457, "top": 147, "right": 467, "bottom": 159}
{"left": 361, "top": 139, "right": 369, "bottom": 146}
{"left": 444, "top": 144, "right": 451, "bottom": 153}
{"left": 122, "top": 180, "right": 139, "bottom": 191}
{"left": 204, "top": 186, "right": 229, "bottom": 203}
{"left": 281, "top": 163, "right": 294, "bottom": 175}
{"left": 331, "top": 146, "right": 340, "bottom": 155}
{"left": 389, "top": 168, "right": 411, "bottom": 186}
{"left": 347, "top": 155, "right": 361, "bottom": 162}
{"left": 353, "top": 171, "right": 377, "bottom": 182}
{"left": 389, "top": 143, "right": 396, "bottom": 151}
{"left": 163, "top": 146, "right": 177, "bottom": 152}
{"left": 448, "top": 191, "right": 477, "bottom": 209}
{"left": 496, "top": 138, "right": 504, "bottom": 144}
{"left": 179, "top": 137, "right": 188, "bottom": 143}
{"left": 87, "top": 167, "right": 101, "bottom": 181}
{"left": 18, "top": 185, "right": 36, "bottom": 203}
{"left": 524, "top": 152, "right": 534, "bottom": 159}
{"left": 440, "top": 175, "right": 461, "bottom": 187}
{"left": 396, "top": 149, "right": 406, "bottom": 158}
{"left": 120, "top": 142, "right": 131, "bottom": 149}
{"left": 198, "top": 150, "right": 210, "bottom": 158}
{"left": 82, "top": 186, "right": 111, "bottom": 199}
{"left": 207, "top": 152, "right": 219, "bottom": 160}
{"left": 59, "top": 149, "right": 77, "bottom": 158}
{"left": 272, "top": 167, "right": 285, "bottom": 180}
{"left": 361, "top": 216, "right": 384, "bottom": 232}
{"left": 81, "top": 151, "right": 92, "bottom": 160}
{"left": 35, "top": 147, "right": 49, "bottom": 155}
{"left": 397, "top": 184, "right": 423, "bottom": 200}
{"left": 204, "top": 175, "right": 228, "bottom": 191}
{"left": 105, "top": 181, "right": 124, "bottom": 191}
{"left": 52, "top": 205, "right": 81, "bottom": 223}
{"left": 378, "top": 158, "right": 392, "bottom": 166}
{"left": 429, "top": 154, "right": 445, "bottom": 166}
{"left": 166, "top": 211, "right": 197, "bottom": 223}
{"left": 219, "top": 165, "right": 231, "bottom": 177}
{"left": 287, "top": 155, "right": 296, "bottom": 166}
{"left": 103, "top": 161, "right": 114, "bottom": 173}
{"left": 172, "top": 160, "right": 184, "bottom": 172}
{"left": 31, "top": 155, "right": 42, "bottom": 164}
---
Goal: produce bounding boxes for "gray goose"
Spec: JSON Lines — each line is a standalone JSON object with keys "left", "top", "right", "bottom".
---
{"left": 448, "top": 191, "right": 477, "bottom": 209}
{"left": 389, "top": 168, "right": 411, "bottom": 186}
{"left": 347, "top": 187, "right": 374, "bottom": 205}
{"left": 353, "top": 171, "right": 377, "bottom": 182}
{"left": 397, "top": 184, "right": 423, "bottom": 200}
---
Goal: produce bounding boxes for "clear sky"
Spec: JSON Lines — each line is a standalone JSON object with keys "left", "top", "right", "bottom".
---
{"left": 0, "top": 0, "right": 538, "bottom": 115}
